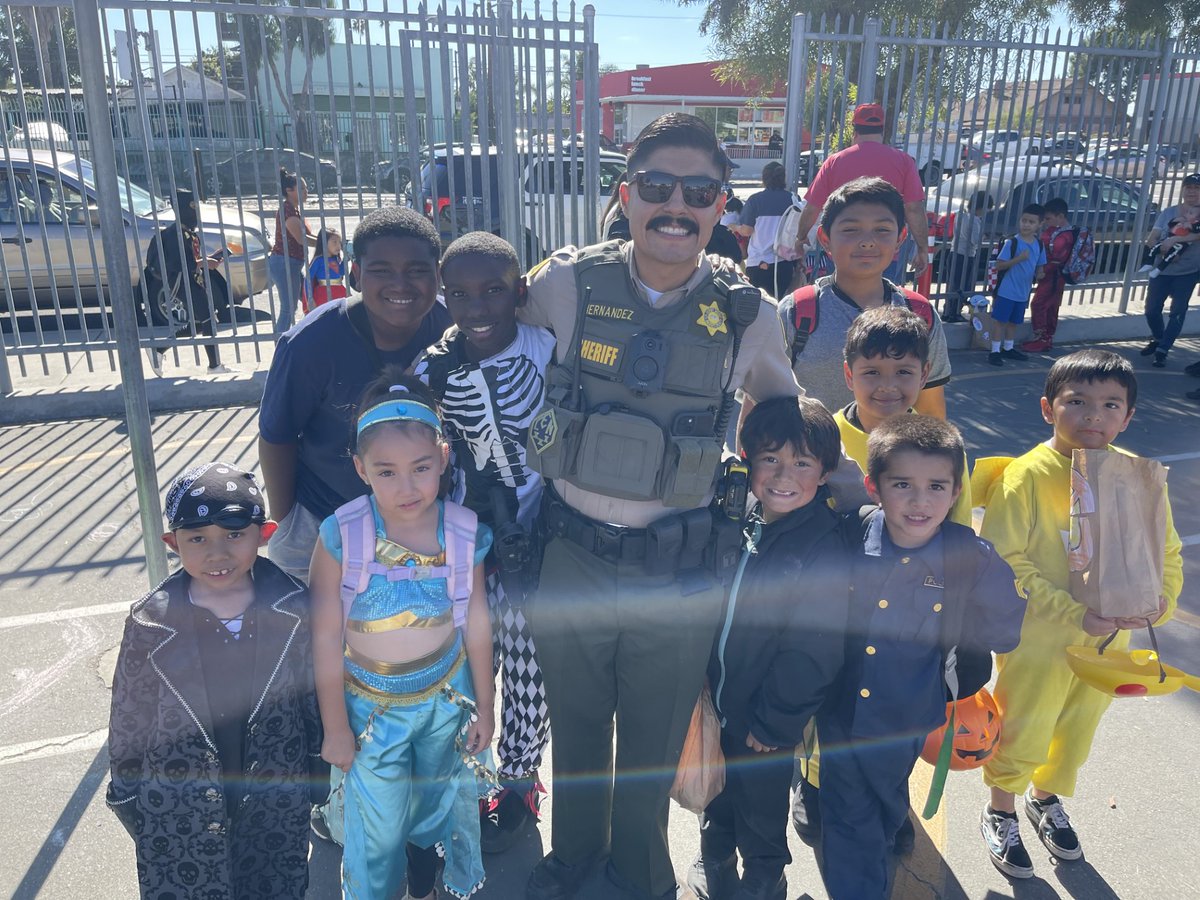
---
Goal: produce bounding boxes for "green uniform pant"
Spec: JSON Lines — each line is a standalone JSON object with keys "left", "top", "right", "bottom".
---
{"left": 528, "top": 534, "right": 726, "bottom": 897}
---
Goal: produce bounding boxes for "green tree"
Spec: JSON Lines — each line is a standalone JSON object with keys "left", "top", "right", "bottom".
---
{"left": 0, "top": 6, "right": 79, "bottom": 89}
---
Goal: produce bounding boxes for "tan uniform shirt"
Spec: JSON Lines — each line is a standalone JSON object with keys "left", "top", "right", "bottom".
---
{"left": 520, "top": 243, "right": 819, "bottom": 528}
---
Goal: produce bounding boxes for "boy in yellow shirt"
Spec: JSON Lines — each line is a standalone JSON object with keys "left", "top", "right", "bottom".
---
{"left": 979, "top": 349, "right": 1183, "bottom": 878}
{"left": 837, "top": 305, "right": 973, "bottom": 526}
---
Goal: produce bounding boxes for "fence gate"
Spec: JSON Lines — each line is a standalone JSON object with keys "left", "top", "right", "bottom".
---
{"left": 0, "top": 0, "right": 599, "bottom": 583}
{"left": 782, "top": 15, "right": 1200, "bottom": 312}
{"left": 0, "top": 0, "right": 601, "bottom": 387}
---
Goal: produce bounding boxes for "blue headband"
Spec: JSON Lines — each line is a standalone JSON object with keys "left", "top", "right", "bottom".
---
{"left": 357, "top": 397, "right": 443, "bottom": 437}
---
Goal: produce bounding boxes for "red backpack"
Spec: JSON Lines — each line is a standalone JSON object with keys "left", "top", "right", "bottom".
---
{"left": 789, "top": 277, "right": 936, "bottom": 362}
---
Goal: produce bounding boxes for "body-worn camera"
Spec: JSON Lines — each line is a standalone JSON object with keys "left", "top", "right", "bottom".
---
{"left": 623, "top": 330, "right": 668, "bottom": 395}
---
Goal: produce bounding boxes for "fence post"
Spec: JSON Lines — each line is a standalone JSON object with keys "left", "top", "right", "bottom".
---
{"left": 782, "top": 13, "right": 808, "bottom": 191}
{"left": 73, "top": 0, "right": 169, "bottom": 587}
{"left": 0, "top": 321, "right": 11, "bottom": 394}
{"left": 857, "top": 18, "right": 881, "bottom": 105}
{"left": 493, "top": 0, "right": 523, "bottom": 267}
{"left": 1120, "top": 37, "right": 1175, "bottom": 314}
{"left": 582, "top": 5, "right": 600, "bottom": 245}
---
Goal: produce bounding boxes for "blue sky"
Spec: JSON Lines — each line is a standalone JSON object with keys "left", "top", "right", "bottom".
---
{"left": 591, "top": 1, "right": 712, "bottom": 70}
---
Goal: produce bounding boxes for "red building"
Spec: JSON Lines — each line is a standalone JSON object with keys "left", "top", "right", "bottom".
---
{"left": 579, "top": 61, "right": 809, "bottom": 164}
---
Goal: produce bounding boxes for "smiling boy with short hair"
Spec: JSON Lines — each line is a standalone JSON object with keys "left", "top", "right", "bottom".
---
{"left": 817, "top": 417, "right": 1025, "bottom": 899}
{"left": 413, "top": 231, "right": 556, "bottom": 851}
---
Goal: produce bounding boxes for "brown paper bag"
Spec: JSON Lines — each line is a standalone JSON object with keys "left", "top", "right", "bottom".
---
{"left": 1068, "top": 449, "right": 1167, "bottom": 620}
{"left": 670, "top": 685, "right": 725, "bottom": 814}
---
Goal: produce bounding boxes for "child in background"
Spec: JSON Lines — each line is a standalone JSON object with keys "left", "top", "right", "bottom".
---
{"left": 308, "top": 374, "right": 496, "bottom": 900}
{"left": 106, "top": 464, "right": 321, "bottom": 900}
{"left": 691, "top": 396, "right": 851, "bottom": 900}
{"left": 943, "top": 191, "right": 988, "bottom": 322}
{"left": 818, "top": 416, "right": 1025, "bottom": 899}
{"left": 413, "top": 232, "right": 556, "bottom": 852}
{"left": 837, "top": 306, "right": 972, "bottom": 526}
{"left": 979, "top": 350, "right": 1183, "bottom": 879}
{"left": 1021, "top": 197, "right": 1073, "bottom": 353}
{"left": 308, "top": 226, "right": 348, "bottom": 309}
{"left": 989, "top": 204, "right": 1046, "bottom": 366}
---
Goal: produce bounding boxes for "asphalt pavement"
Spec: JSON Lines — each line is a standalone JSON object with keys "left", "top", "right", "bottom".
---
{"left": 1, "top": 338, "right": 1198, "bottom": 900}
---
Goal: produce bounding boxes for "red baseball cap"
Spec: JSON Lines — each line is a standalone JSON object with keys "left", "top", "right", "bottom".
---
{"left": 853, "top": 103, "right": 886, "bottom": 127}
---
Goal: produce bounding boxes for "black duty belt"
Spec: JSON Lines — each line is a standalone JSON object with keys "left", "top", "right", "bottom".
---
{"left": 542, "top": 486, "right": 648, "bottom": 565}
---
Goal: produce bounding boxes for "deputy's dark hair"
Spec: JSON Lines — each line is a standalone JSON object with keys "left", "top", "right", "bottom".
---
{"left": 820, "top": 176, "right": 905, "bottom": 232}
{"left": 1044, "top": 197, "right": 1069, "bottom": 216}
{"left": 740, "top": 395, "right": 841, "bottom": 476}
{"left": 1043, "top": 349, "right": 1137, "bottom": 410}
{"left": 867, "top": 415, "right": 965, "bottom": 489}
{"left": 626, "top": 113, "right": 729, "bottom": 181}
{"left": 844, "top": 306, "right": 930, "bottom": 367}
{"left": 353, "top": 367, "right": 444, "bottom": 450}
{"left": 441, "top": 231, "right": 520, "bottom": 282}
{"left": 762, "top": 161, "right": 787, "bottom": 191}
{"left": 853, "top": 124, "right": 884, "bottom": 136}
{"left": 352, "top": 206, "right": 440, "bottom": 263}
{"left": 1021, "top": 203, "right": 1045, "bottom": 219}
{"left": 279, "top": 166, "right": 298, "bottom": 195}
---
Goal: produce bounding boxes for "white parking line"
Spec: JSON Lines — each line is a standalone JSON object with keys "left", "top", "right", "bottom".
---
{"left": 1182, "top": 533, "right": 1200, "bottom": 547}
{"left": 0, "top": 601, "right": 130, "bottom": 630}
{"left": 1156, "top": 451, "right": 1200, "bottom": 463}
{"left": 0, "top": 729, "right": 106, "bottom": 767}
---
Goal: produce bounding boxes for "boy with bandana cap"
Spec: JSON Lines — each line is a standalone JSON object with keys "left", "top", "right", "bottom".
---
{"left": 106, "top": 463, "right": 323, "bottom": 900}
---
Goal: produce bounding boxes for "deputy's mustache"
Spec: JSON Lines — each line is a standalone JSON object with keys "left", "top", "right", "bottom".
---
{"left": 645, "top": 216, "right": 698, "bottom": 235}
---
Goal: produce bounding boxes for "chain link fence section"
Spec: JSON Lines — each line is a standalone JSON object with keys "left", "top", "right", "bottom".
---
{"left": 782, "top": 15, "right": 1200, "bottom": 313}
{"left": 0, "top": 0, "right": 602, "bottom": 387}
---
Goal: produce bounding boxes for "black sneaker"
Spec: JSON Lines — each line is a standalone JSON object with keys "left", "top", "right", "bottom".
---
{"left": 730, "top": 870, "right": 785, "bottom": 900}
{"left": 1153, "top": 353, "right": 1167, "bottom": 368}
{"left": 526, "top": 852, "right": 595, "bottom": 900}
{"left": 1188, "top": 388, "right": 1200, "bottom": 401}
{"left": 1023, "top": 791, "right": 1083, "bottom": 860}
{"left": 309, "top": 805, "right": 334, "bottom": 843}
{"left": 893, "top": 814, "right": 916, "bottom": 856}
{"left": 980, "top": 805, "right": 1034, "bottom": 879}
{"left": 1184, "top": 361, "right": 1200, "bottom": 376}
{"left": 790, "top": 779, "right": 821, "bottom": 844}
{"left": 989, "top": 351, "right": 1004, "bottom": 366}
{"left": 1001, "top": 347, "right": 1029, "bottom": 361}
{"left": 1140, "top": 340, "right": 1159, "bottom": 356}
{"left": 686, "top": 853, "right": 738, "bottom": 900}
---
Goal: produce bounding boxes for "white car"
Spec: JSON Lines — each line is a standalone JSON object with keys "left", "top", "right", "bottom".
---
{"left": 0, "top": 150, "right": 270, "bottom": 326}
{"left": 1083, "top": 146, "right": 1164, "bottom": 184}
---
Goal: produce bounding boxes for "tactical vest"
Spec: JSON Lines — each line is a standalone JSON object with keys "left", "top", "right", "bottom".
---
{"left": 526, "top": 241, "right": 746, "bottom": 508}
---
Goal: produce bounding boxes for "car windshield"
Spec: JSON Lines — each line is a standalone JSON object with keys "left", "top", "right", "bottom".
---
{"left": 67, "top": 159, "right": 168, "bottom": 216}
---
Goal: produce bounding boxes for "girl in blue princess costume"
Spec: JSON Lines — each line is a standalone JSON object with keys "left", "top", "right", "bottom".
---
{"left": 309, "top": 370, "right": 496, "bottom": 900}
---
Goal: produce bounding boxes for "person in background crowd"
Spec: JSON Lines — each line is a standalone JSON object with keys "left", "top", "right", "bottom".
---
{"left": 269, "top": 167, "right": 315, "bottom": 334}
{"left": 733, "top": 161, "right": 795, "bottom": 298}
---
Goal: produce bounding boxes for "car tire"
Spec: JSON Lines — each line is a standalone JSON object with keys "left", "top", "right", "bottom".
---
{"left": 921, "top": 161, "right": 943, "bottom": 186}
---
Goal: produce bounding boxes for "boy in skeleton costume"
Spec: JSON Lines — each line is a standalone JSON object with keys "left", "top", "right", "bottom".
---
{"left": 413, "top": 232, "right": 554, "bottom": 851}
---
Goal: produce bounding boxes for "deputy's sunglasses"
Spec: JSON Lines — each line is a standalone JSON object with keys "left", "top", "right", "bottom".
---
{"left": 632, "top": 170, "right": 723, "bottom": 208}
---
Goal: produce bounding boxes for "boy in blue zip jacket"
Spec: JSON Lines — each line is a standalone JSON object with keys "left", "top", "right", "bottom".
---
{"left": 691, "top": 396, "right": 853, "bottom": 900}
{"left": 816, "top": 415, "right": 1026, "bottom": 899}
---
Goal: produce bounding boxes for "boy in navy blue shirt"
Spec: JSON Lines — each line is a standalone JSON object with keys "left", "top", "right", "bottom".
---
{"left": 989, "top": 204, "right": 1046, "bottom": 367}
{"left": 817, "top": 416, "right": 1026, "bottom": 899}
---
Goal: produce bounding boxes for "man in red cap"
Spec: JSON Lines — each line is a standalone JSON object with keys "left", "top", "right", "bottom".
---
{"left": 790, "top": 102, "right": 929, "bottom": 282}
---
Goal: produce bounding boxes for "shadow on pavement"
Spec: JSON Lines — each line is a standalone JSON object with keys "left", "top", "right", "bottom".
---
{"left": 10, "top": 746, "right": 108, "bottom": 900}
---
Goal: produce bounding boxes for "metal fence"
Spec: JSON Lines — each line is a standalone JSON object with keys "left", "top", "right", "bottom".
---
{"left": 781, "top": 15, "right": 1200, "bottom": 313}
{"left": 0, "top": 0, "right": 601, "bottom": 388}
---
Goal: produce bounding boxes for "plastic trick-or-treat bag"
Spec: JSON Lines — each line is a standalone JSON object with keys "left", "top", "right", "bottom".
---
{"left": 1068, "top": 448, "right": 1168, "bottom": 621}
{"left": 670, "top": 684, "right": 725, "bottom": 814}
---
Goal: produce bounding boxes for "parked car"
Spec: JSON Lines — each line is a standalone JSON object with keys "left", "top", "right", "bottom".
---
{"left": 372, "top": 158, "right": 414, "bottom": 196}
{"left": 926, "top": 156, "right": 1157, "bottom": 278}
{"left": 796, "top": 149, "right": 825, "bottom": 186}
{"left": 1044, "top": 132, "right": 1089, "bottom": 157}
{"left": 965, "top": 129, "right": 1034, "bottom": 159}
{"left": 418, "top": 145, "right": 627, "bottom": 258}
{"left": 0, "top": 150, "right": 270, "bottom": 327}
{"left": 8, "top": 121, "right": 72, "bottom": 152}
{"left": 893, "top": 132, "right": 960, "bottom": 184}
{"left": 206, "top": 148, "right": 339, "bottom": 198}
{"left": 1083, "top": 146, "right": 1165, "bottom": 184}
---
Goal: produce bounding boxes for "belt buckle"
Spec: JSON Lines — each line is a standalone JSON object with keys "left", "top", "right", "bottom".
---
{"left": 592, "top": 522, "right": 626, "bottom": 560}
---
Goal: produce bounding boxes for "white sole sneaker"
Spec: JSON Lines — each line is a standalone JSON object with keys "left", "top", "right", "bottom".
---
{"left": 1023, "top": 792, "right": 1083, "bottom": 861}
